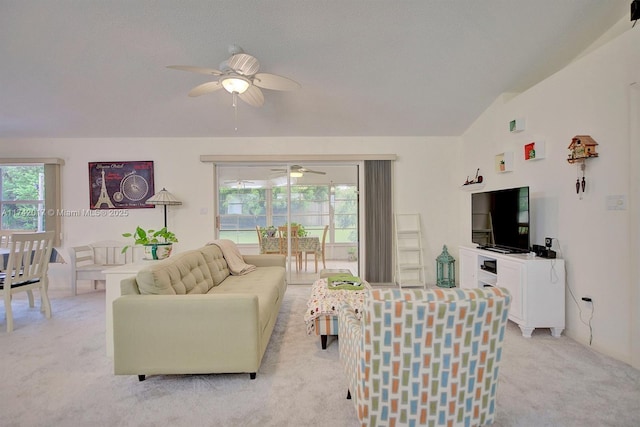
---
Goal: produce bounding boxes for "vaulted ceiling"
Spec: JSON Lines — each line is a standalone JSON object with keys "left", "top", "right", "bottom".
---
{"left": 0, "top": 0, "right": 630, "bottom": 138}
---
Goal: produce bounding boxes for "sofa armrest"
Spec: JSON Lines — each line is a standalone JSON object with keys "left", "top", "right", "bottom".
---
{"left": 243, "top": 254, "right": 286, "bottom": 268}
{"left": 120, "top": 276, "right": 141, "bottom": 295}
{"left": 338, "top": 304, "right": 363, "bottom": 403}
{"left": 113, "top": 294, "right": 261, "bottom": 375}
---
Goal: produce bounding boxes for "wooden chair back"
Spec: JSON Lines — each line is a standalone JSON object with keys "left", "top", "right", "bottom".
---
{"left": 277, "top": 225, "right": 301, "bottom": 270}
{"left": 1, "top": 231, "right": 55, "bottom": 332}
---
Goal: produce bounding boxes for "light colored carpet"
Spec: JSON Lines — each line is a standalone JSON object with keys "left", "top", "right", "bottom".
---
{"left": 1, "top": 266, "right": 639, "bottom": 427}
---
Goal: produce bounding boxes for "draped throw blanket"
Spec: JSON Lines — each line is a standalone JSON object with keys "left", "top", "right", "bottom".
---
{"left": 207, "top": 239, "right": 257, "bottom": 275}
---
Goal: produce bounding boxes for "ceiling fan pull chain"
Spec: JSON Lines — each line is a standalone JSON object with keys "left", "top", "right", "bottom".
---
{"left": 233, "top": 92, "right": 239, "bottom": 131}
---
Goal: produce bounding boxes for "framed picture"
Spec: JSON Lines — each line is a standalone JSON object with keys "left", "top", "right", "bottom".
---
{"left": 89, "top": 161, "right": 155, "bottom": 209}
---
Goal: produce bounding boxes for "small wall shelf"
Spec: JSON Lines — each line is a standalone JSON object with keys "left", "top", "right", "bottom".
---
{"left": 460, "top": 182, "right": 486, "bottom": 191}
{"left": 509, "top": 118, "right": 525, "bottom": 133}
{"left": 495, "top": 151, "right": 514, "bottom": 173}
{"left": 524, "top": 140, "right": 545, "bottom": 160}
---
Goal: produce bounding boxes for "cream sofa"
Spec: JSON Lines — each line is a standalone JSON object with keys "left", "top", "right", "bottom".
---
{"left": 112, "top": 243, "right": 286, "bottom": 381}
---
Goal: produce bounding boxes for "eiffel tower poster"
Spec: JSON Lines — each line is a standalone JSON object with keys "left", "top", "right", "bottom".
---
{"left": 88, "top": 161, "right": 155, "bottom": 209}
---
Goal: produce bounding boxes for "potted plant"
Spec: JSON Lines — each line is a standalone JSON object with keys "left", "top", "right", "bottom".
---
{"left": 122, "top": 226, "right": 178, "bottom": 260}
{"left": 260, "top": 225, "right": 277, "bottom": 238}
{"left": 287, "top": 222, "right": 308, "bottom": 237}
{"left": 347, "top": 247, "right": 358, "bottom": 261}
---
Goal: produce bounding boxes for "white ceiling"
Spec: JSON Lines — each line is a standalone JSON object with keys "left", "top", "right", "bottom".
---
{"left": 0, "top": 0, "right": 630, "bottom": 138}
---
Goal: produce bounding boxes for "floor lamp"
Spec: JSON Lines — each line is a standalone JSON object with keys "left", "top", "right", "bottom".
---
{"left": 146, "top": 188, "right": 182, "bottom": 229}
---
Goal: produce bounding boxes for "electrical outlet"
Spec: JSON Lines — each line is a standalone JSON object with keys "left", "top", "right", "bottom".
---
{"left": 545, "top": 237, "right": 553, "bottom": 248}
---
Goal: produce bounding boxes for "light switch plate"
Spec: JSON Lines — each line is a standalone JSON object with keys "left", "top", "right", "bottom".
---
{"left": 606, "top": 195, "right": 627, "bottom": 210}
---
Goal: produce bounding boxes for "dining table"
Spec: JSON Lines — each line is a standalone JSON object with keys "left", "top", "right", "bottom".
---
{"left": 260, "top": 236, "right": 321, "bottom": 271}
{"left": 260, "top": 236, "right": 321, "bottom": 254}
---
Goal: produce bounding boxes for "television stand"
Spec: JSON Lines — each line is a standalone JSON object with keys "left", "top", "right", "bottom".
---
{"left": 460, "top": 246, "right": 565, "bottom": 337}
{"left": 482, "top": 246, "right": 512, "bottom": 254}
{"left": 478, "top": 245, "right": 530, "bottom": 255}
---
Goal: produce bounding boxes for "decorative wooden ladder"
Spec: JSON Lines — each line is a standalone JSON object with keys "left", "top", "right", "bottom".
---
{"left": 394, "top": 213, "right": 426, "bottom": 288}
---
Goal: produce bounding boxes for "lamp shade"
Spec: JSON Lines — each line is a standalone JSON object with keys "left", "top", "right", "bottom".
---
{"left": 221, "top": 75, "right": 250, "bottom": 94}
{"left": 146, "top": 188, "right": 181, "bottom": 229}
{"left": 146, "top": 188, "right": 182, "bottom": 206}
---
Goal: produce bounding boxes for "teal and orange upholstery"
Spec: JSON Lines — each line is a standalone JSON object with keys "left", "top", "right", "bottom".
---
{"left": 338, "top": 287, "right": 511, "bottom": 426}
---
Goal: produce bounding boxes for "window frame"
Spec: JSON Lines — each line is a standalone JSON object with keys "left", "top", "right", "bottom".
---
{"left": 0, "top": 158, "right": 64, "bottom": 245}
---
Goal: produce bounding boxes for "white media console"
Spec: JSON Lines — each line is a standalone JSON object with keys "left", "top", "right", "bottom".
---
{"left": 459, "top": 246, "right": 566, "bottom": 337}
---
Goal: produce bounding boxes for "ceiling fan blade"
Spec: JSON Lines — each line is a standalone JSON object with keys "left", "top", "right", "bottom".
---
{"left": 293, "top": 165, "right": 326, "bottom": 175}
{"left": 167, "top": 65, "right": 222, "bottom": 76}
{"left": 239, "top": 85, "right": 264, "bottom": 107}
{"left": 188, "top": 81, "right": 223, "bottom": 97}
{"left": 228, "top": 53, "right": 260, "bottom": 76}
{"left": 253, "top": 73, "right": 300, "bottom": 91}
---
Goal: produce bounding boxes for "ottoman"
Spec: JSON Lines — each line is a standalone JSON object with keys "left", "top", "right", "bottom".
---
{"left": 304, "top": 277, "right": 369, "bottom": 349}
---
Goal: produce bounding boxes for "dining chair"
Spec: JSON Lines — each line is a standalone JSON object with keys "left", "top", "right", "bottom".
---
{"left": 0, "top": 230, "right": 12, "bottom": 248}
{"left": 256, "top": 226, "right": 263, "bottom": 248}
{"left": 305, "top": 225, "right": 328, "bottom": 272}
{"left": 257, "top": 226, "right": 280, "bottom": 255}
{"left": 0, "top": 231, "right": 55, "bottom": 332}
{"left": 278, "top": 225, "right": 301, "bottom": 271}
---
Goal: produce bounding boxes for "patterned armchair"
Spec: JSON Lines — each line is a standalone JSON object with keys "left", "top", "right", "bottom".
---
{"left": 338, "top": 287, "right": 511, "bottom": 427}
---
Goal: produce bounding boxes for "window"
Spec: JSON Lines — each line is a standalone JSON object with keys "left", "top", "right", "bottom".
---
{"left": 218, "top": 183, "right": 358, "bottom": 245}
{"left": 218, "top": 187, "right": 267, "bottom": 243}
{"left": 0, "top": 165, "right": 45, "bottom": 231}
{"left": 333, "top": 185, "right": 358, "bottom": 243}
{"left": 0, "top": 159, "right": 63, "bottom": 245}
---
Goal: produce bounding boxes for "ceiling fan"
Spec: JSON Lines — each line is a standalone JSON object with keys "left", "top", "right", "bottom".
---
{"left": 167, "top": 45, "right": 300, "bottom": 108}
{"left": 224, "top": 179, "right": 255, "bottom": 188}
{"left": 271, "top": 165, "right": 326, "bottom": 177}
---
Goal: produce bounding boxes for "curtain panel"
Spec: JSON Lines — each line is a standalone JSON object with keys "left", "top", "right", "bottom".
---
{"left": 364, "top": 160, "right": 392, "bottom": 283}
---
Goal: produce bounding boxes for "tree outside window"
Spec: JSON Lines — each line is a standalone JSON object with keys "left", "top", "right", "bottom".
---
{"left": 0, "top": 165, "right": 45, "bottom": 231}
{"left": 218, "top": 183, "right": 357, "bottom": 244}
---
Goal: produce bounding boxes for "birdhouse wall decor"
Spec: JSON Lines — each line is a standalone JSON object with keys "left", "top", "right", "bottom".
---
{"left": 567, "top": 135, "right": 599, "bottom": 199}
{"left": 567, "top": 135, "right": 598, "bottom": 163}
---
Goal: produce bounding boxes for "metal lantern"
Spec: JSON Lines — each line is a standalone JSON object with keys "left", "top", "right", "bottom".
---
{"left": 436, "top": 245, "right": 456, "bottom": 288}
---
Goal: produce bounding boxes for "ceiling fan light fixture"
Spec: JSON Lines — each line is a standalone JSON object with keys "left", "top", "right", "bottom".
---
{"left": 221, "top": 75, "right": 250, "bottom": 94}
{"left": 290, "top": 171, "right": 303, "bottom": 178}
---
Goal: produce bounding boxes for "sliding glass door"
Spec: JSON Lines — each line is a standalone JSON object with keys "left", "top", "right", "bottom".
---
{"left": 216, "top": 163, "right": 359, "bottom": 284}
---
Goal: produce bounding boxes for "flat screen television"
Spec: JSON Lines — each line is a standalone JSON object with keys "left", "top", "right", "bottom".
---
{"left": 471, "top": 186, "right": 530, "bottom": 254}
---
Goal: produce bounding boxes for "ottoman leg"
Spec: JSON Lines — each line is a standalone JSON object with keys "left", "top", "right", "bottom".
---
{"left": 321, "top": 335, "right": 328, "bottom": 349}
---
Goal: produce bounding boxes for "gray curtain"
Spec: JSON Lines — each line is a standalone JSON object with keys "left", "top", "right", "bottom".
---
{"left": 364, "top": 160, "right": 393, "bottom": 283}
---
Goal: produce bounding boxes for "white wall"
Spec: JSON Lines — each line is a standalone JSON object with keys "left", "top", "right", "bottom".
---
{"left": 5, "top": 25, "right": 636, "bottom": 368}
{"left": 460, "top": 27, "right": 640, "bottom": 366}
{"left": 0, "top": 136, "right": 461, "bottom": 284}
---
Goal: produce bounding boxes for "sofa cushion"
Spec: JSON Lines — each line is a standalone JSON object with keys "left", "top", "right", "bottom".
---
{"left": 198, "top": 244, "right": 231, "bottom": 286}
{"left": 210, "top": 266, "right": 286, "bottom": 333}
{"left": 136, "top": 250, "right": 214, "bottom": 295}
